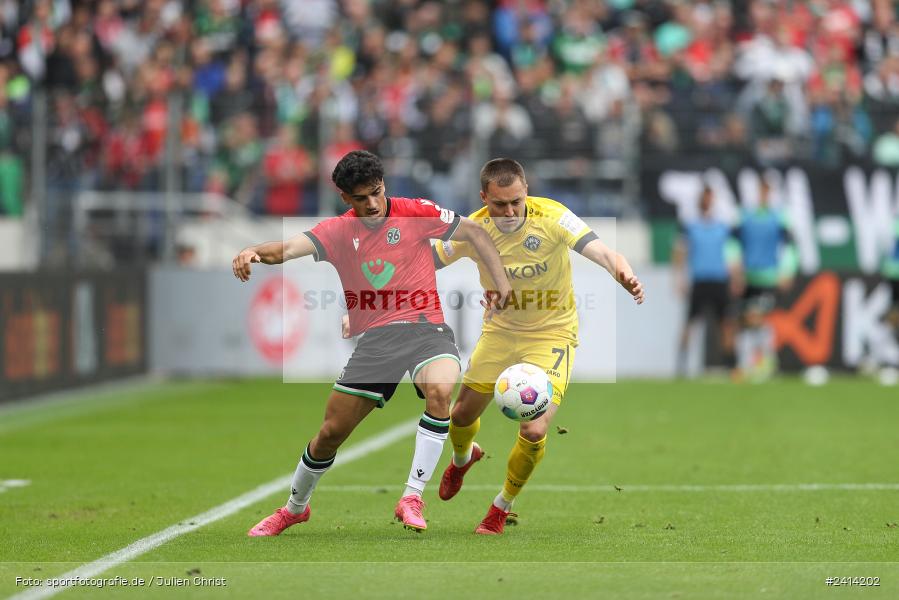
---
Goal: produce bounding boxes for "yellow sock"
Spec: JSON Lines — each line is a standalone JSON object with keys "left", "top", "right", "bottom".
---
{"left": 501, "top": 434, "right": 546, "bottom": 502}
{"left": 449, "top": 417, "right": 480, "bottom": 466}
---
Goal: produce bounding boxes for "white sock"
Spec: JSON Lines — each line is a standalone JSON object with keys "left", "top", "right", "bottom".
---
{"left": 493, "top": 491, "right": 514, "bottom": 512}
{"left": 286, "top": 443, "right": 335, "bottom": 514}
{"left": 452, "top": 447, "right": 472, "bottom": 467}
{"left": 403, "top": 413, "right": 450, "bottom": 497}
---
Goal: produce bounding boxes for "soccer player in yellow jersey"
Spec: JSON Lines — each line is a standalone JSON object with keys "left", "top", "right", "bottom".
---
{"left": 432, "top": 158, "right": 645, "bottom": 534}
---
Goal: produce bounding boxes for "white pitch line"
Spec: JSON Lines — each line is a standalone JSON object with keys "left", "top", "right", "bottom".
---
{"left": 10, "top": 418, "right": 419, "bottom": 600}
{"left": 314, "top": 483, "right": 899, "bottom": 493}
{"left": 0, "top": 479, "right": 31, "bottom": 494}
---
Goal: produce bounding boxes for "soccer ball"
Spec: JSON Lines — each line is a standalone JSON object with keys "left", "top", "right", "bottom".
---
{"left": 494, "top": 363, "right": 553, "bottom": 421}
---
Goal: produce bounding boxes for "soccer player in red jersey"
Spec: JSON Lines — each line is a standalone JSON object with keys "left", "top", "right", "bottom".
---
{"left": 233, "top": 150, "right": 511, "bottom": 535}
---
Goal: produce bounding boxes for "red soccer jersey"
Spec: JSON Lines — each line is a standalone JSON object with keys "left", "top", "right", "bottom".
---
{"left": 305, "top": 197, "right": 460, "bottom": 336}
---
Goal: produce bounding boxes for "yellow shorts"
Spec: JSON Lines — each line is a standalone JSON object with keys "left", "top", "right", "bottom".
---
{"left": 462, "top": 332, "right": 576, "bottom": 405}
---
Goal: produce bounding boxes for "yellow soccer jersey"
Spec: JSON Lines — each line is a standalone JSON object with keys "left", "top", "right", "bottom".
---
{"left": 435, "top": 196, "right": 596, "bottom": 343}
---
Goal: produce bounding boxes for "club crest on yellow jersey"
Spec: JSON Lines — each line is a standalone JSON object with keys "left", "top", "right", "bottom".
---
{"left": 523, "top": 234, "right": 541, "bottom": 251}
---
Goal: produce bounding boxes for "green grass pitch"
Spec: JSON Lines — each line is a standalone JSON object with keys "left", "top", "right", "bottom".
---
{"left": 1, "top": 378, "right": 898, "bottom": 599}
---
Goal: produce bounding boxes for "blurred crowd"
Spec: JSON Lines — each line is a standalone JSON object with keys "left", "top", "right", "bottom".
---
{"left": 3, "top": 0, "right": 899, "bottom": 220}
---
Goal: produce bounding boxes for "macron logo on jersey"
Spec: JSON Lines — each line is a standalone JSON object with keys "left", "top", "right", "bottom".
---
{"left": 418, "top": 198, "right": 454, "bottom": 224}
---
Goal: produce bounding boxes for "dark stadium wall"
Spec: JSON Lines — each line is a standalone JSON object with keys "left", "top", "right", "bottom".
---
{"left": 0, "top": 270, "right": 147, "bottom": 402}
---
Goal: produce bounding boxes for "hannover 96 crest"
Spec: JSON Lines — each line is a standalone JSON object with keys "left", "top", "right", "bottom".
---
{"left": 523, "top": 234, "right": 541, "bottom": 251}
{"left": 386, "top": 227, "right": 401, "bottom": 245}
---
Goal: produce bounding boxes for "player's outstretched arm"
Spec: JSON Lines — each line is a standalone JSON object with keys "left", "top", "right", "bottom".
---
{"left": 451, "top": 216, "right": 512, "bottom": 308}
{"left": 580, "top": 238, "right": 645, "bottom": 304}
{"left": 232, "top": 234, "right": 315, "bottom": 282}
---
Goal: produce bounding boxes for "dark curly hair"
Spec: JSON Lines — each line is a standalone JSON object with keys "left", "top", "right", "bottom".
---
{"left": 331, "top": 150, "right": 385, "bottom": 193}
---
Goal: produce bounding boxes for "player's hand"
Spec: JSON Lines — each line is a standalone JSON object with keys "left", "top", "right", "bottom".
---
{"left": 617, "top": 266, "right": 644, "bottom": 304}
{"left": 233, "top": 248, "right": 261, "bottom": 282}
{"left": 480, "top": 291, "right": 499, "bottom": 321}
{"left": 341, "top": 314, "right": 350, "bottom": 339}
{"left": 480, "top": 285, "right": 511, "bottom": 321}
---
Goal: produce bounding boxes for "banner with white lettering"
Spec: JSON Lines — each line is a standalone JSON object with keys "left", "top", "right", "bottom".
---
{"left": 643, "top": 162, "right": 899, "bottom": 273}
